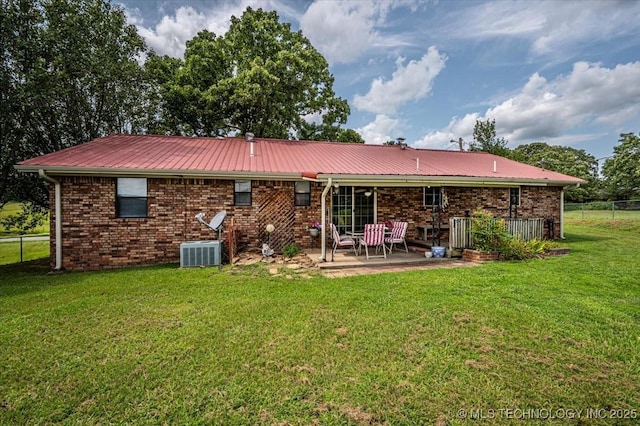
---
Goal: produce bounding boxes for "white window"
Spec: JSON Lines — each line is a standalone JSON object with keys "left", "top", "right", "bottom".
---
{"left": 424, "top": 187, "right": 442, "bottom": 206}
{"left": 117, "top": 178, "right": 148, "bottom": 218}
{"left": 234, "top": 180, "right": 252, "bottom": 206}
{"left": 294, "top": 181, "right": 311, "bottom": 206}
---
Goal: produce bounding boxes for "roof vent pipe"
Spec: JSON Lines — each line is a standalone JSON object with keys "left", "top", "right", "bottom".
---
{"left": 246, "top": 132, "right": 255, "bottom": 157}
{"left": 493, "top": 160, "right": 497, "bottom": 173}
{"left": 397, "top": 137, "right": 407, "bottom": 150}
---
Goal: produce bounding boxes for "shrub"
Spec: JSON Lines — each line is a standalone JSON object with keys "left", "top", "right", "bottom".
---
{"left": 470, "top": 209, "right": 510, "bottom": 252}
{"left": 470, "top": 210, "right": 559, "bottom": 260}
{"left": 282, "top": 243, "right": 299, "bottom": 258}
{"left": 501, "top": 238, "right": 559, "bottom": 260}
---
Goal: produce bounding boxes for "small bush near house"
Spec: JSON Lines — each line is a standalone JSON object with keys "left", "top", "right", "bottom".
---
{"left": 470, "top": 209, "right": 510, "bottom": 252}
{"left": 282, "top": 243, "right": 299, "bottom": 258}
{"left": 501, "top": 238, "right": 558, "bottom": 260}
{"left": 470, "top": 209, "right": 559, "bottom": 260}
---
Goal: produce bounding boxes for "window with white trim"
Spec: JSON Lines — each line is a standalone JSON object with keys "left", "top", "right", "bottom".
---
{"left": 234, "top": 180, "right": 252, "bottom": 206}
{"left": 294, "top": 181, "right": 311, "bottom": 206}
{"left": 423, "top": 187, "right": 442, "bottom": 206}
{"left": 116, "top": 178, "right": 148, "bottom": 218}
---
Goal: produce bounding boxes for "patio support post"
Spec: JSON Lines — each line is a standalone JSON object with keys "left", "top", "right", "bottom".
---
{"left": 39, "top": 169, "right": 62, "bottom": 270}
{"left": 560, "top": 189, "right": 565, "bottom": 239}
{"left": 319, "top": 177, "right": 332, "bottom": 262}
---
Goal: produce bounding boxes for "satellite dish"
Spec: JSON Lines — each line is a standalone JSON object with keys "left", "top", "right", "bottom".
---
{"left": 209, "top": 210, "right": 227, "bottom": 231}
{"left": 195, "top": 211, "right": 227, "bottom": 240}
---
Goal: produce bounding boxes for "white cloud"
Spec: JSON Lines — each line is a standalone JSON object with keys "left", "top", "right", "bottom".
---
{"left": 529, "top": 1, "right": 640, "bottom": 57}
{"left": 299, "top": 0, "right": 423, "bottom": 64}
{"left": 489, "top": 61, "right": 640, "bottom": 141}
{"left": 441, "top": 1, "right": 640, "bottom": 62}
{"left": 442, "top": 1, "right": 544, "bottom": 40}
{"left": 127, "top": 0, "right": 296, "bottom": 58}
{"left": 416, "top": 61, "right": 640, "bottom": 148}
{"left": 357, "top": 114, "right": 403, "bottom": 145}
{"left": 353, "top": 47, "right": 447, "bottom": 114}
{"left": 300, "top": 1, "right": 377, "bottom": 64}
{"left": 135, "top": 6, "right": 211, "bottom": 57}
{"left": 128, "top": 0, "right": 427, "bottom": 61}
{"left": 413, "top": 113, "right": 479, "bottom": 149}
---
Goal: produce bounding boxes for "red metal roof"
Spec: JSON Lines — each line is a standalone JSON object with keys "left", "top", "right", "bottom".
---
{"left": 17, "top": 134, "right": 584, "bottom": 185}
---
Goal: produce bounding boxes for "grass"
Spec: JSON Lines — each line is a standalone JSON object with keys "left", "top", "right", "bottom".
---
{"left": 0, "top": 202, "right": 50, "bottom": 265}
{"left": 564, "top": 209, "right": 640, "bottom": 220}
{"left": 1, "top": 222, "right": 639, "bottom": 424}
{"left": 0, "top": 239, "right": 50, "bottom": 265}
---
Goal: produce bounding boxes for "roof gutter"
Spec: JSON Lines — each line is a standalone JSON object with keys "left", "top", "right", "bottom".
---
{"left": 15, "top": 165, "right": 303, "bottom": 181}
{"left": 38, "top": 170, "right": 62, "bottom": 271}
{"left": 15, "top": 166, "right": 584, "bottom": 187}
{"left": 316, "top": 174, "right": 583, "bottom": 187}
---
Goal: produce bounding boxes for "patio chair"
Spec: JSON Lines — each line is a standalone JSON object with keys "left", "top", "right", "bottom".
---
{"left": 330, "top": 223, "right": 356, "bottom": 261}
{"left": 385, "top": 221, "right": 408, "bottom": 253}
{"left": 359, "top": 223, "right": 387, "bottom": 260}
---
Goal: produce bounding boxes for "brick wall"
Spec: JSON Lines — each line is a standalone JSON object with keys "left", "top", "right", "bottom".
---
{"left": 376, "top": 186, "right": 561, "bottom": 241}
{"left": 49, "top": 178, "right": 563, "bottom": 270}
{"left": 50, "top": 177, "right": 326, "bottom": 270}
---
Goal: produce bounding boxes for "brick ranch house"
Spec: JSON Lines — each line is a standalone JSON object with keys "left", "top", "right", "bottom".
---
{"left": 16, "top": 133, "right": 584, "bottom": 271}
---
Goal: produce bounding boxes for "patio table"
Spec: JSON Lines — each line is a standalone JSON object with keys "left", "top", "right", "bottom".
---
{"left": 346, "top": 231, "right": 364, "bottom": 255}
{"left": 347, "top": 228, "right": 391, "bottom": 256}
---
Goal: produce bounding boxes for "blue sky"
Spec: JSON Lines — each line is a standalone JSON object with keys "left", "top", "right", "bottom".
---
{"left": 120, "top": 0, "right": 640, "bottom": 159}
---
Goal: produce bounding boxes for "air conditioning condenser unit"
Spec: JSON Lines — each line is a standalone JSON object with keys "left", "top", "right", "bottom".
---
{"left": 180, "top": 241, "right": 222, "bottom": 267}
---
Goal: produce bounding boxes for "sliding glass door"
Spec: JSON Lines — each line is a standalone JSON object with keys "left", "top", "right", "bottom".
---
{"left": 332, "top": 187, "right": 374, "bottom": 234}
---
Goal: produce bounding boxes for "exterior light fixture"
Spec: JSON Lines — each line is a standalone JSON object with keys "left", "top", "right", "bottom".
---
{"left": 265, "top": 223, "right": 275, "bottom": 250}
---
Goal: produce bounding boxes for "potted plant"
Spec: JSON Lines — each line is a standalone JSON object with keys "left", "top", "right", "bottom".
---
{"left": 309, "top": 220, "right": 321, "bottom": 237}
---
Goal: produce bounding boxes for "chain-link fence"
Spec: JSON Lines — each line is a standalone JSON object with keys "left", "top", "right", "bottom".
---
{"left": 564, "top": 200, "right": 640, "bottom": 220}
{"left": 0, "top": 235, "right": 50, "bottom": 265}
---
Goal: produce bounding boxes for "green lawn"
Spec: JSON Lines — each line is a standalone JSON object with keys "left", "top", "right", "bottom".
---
{"left": 564, "top": 209, "right": 640, "bottom": 220}
{"left": 1, "top": 221, "right": 639, "bottom": 424}
{"left": 0, "top": 202, "right": 50, "bottom": 264}
{"left": 0, "top": 238, "right": 50, "bottom": 265}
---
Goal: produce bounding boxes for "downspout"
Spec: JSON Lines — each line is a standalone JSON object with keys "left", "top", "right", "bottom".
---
{"left": 319, "top": 177, "right": 332, "bottom": 262}
{"left": 560, "top": 189, "right": 565, "bottom": 239}
{"left": 39, "top": 170, "right": 62, "bottom": 270}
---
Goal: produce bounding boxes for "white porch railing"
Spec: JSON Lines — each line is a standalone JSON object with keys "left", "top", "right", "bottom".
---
{"left": 449, "top": 217, "right": 545, "bottom": 249}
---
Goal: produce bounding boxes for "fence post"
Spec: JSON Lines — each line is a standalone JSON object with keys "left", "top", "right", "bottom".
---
{"left": 612, "top": 201, "right": 615, "bottom": 220}
{"left": 20, "top": 236, "right": 23, "bottom": 263}
{"left": 581, "top": 202, "right": 584, "bottom": 219}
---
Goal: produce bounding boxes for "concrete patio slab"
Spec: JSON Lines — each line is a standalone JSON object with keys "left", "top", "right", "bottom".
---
{"left": 305, "top": 249, "right": 469, "bottom": 270}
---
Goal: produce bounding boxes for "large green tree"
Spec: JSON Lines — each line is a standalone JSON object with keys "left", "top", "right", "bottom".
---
{"left": 513, "top": 142, "right": 600, "bottom": 202}
{"left": 139, "top": 52, "right": 186, "bottom": 135}
{"left": 602, "top": 132, "right": 640, "bottom": 200}
{"left": 152, "top": 7, "right": 350, "bottom": 139}
{"left": 0, "top": 0, "right": 146, "bottom": 208}
{"left": 297, "top": 123, "right": 364, "bottom": 143}
{"left": 470, "top": 118, "right": 512, "bottom": 158}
